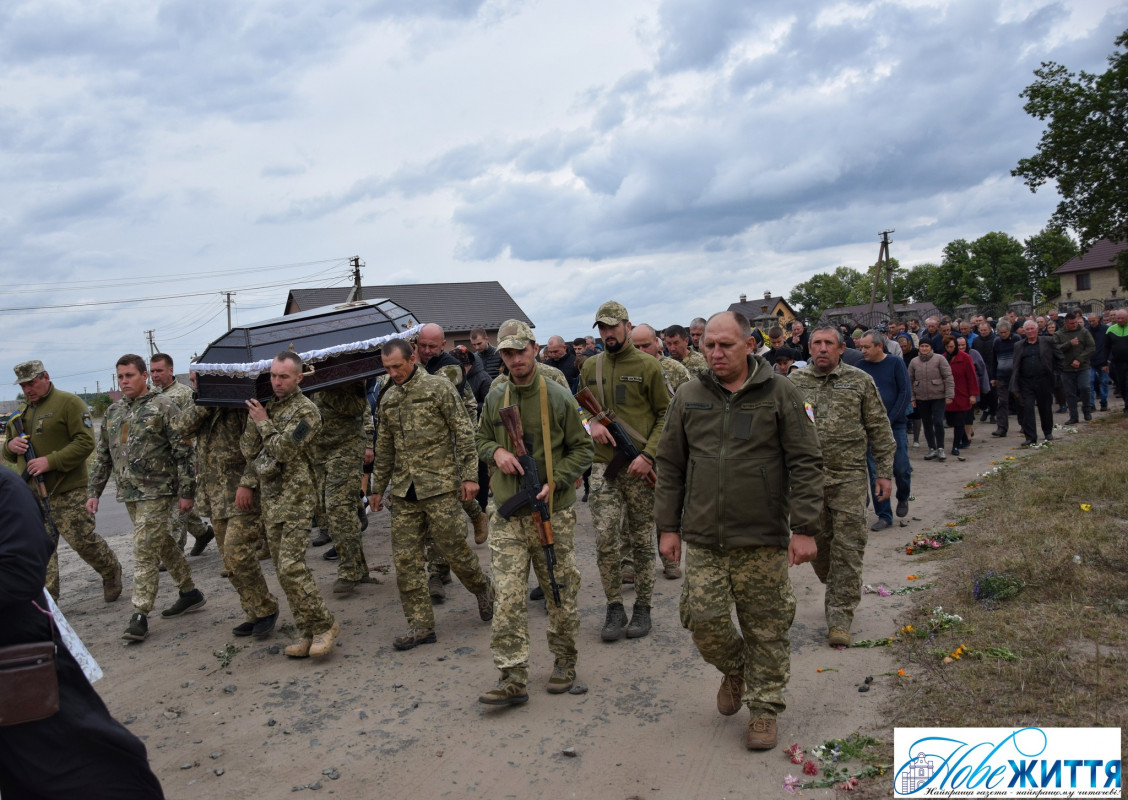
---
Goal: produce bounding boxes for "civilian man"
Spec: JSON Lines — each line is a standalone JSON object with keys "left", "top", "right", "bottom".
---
{"left": 856, "top": 331, "right": 912, "bottom": 531}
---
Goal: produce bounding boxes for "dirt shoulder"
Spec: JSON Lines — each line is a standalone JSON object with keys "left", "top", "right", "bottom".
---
{"left": 53, "top": 415, "right": 1091, "bottom": 799}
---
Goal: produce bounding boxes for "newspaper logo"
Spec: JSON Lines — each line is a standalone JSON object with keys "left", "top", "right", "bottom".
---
{"left": 893, "top": 727, "right": 1121, "bottom": 798}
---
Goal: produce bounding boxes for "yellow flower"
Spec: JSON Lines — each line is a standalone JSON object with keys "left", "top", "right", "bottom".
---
{"left": 1080, "top": 504, "right": 1092, "bottom": 512}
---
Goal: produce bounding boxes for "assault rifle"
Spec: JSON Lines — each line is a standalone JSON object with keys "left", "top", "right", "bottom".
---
{"left": 10, "top": 414, "right": 61, "bottom": 546}
{"left": 573, "top": 387, "right": 657, "bottom": 488}
{"left": 495, "top": 405, "right": 562, "bottom": 606}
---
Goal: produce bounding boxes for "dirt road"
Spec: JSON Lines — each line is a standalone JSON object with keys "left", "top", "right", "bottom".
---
{"left": 53, "top": 419, "right": 1080, "bottom": 799}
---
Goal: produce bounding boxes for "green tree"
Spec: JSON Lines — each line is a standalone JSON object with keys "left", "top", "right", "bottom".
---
{"left": 968, "top": 232, "right": 1028, "bottom": 311}
{"left": 787, "top": 266, "right": 870, "bottom": 321}
{"left": 1023, "top": 225, "right": 1078, "bottom": 303}
{"left": 932, "top": 239, "right": 979, "bottom": 311}
{"left": 1013, "top": 29, "right": 1128, "bottom": 251}
{"left": 90, "top": 393, "right": 113, "bottom": 417}
{"left": 893, "top": 262, "right": 941, "bottom": 305}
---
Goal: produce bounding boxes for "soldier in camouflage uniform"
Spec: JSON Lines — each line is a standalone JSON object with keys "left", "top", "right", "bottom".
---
{"left": 789, "top": 326, "right": 895, "bottom": 647}
{"left": 665, "top": 324, "right": 708, "bottom": 378}
{"left": 630, "top": 324, "right": 690, "bottom": 580}
{"left": 655, "top": 311, "right": 823, "bottom": 751}
{"left": 150, "top": 354, "right": 215, "bottom": 557}
{"left": 311, "top": 381, "right": 374, "bottom": 595}
{"left": 415, "top": 323, "right": 490, "bottom": 596}
{"left": 580, "top": 301, "right": 669, "bottom": 641}
{"left": 3, "top": 360, "right": 122, "bottom": 602}
{"left": 175, "top": 393, "right": 279, "bottom": 639}
{"left": 87, "top": 354, "right": 205, "bottom": 642}
{"left": 489, "top": 362, "right": 571, "bottom": 391}
{"left": 369, "top": 338, "right": 495, "bottom": 652}
{"left": 475, "top": 321, "right": 592, "bottom": 706}
{"left": 240, "top": 352, "right": 339, "bottom": 658}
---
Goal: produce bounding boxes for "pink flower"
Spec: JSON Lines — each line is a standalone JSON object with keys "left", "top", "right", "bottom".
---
{"left": 783, "top": 775, "right": 801, "bottom": 794}
{"left": 785, "top": 743, "right": 805, "bottom": 764}
{"left": 877, "top": 586, "right": 892, "bottom": 597}
{"left": 803, "top": 759, "right": 819, "bottom": 775}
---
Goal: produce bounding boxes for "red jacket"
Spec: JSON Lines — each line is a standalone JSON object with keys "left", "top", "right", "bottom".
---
{"left": 944, "top": 350, "right": 978, "bottom": 411}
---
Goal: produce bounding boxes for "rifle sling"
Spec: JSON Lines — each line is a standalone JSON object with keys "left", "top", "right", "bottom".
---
{"left": 593, "top": 353, "right": 649, "bottom": 451}
{"left": 502, "top": 370, "right": 554, "bottom": 516}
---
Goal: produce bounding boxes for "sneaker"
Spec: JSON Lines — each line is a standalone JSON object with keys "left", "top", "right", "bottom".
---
{"left": 950, "top": 447, "right": 960, "bottom": 456}
{"left": 1021, "top": 439, "right": 1036, "bottom": 447}
{"left": 600, "top": 602, "right": 628, "bottom": 642}
{"left": 1045, "top": 433, "right": 1054, "bottom": 442}
{"left": 284, "top": 638, "right": 312, "bottom": 658}
{"left": 745, "top": 716, "right": 778, "bottom": 751}
{"left": 428, "top": 574, "right": 446, "bottom": 604}
{"left": 625, "top": 603, "right": 651, "bottom": 639}
{"left": 1056, "top": 406, "right": 1068, "bottom": 414}
{"left": 472, "top": 513, "right": 489, "bottom": 545}
{"left": 252, "top": 612, "right": 277, "bottom": 639}
{"left": 870, "top": 519, "right": 891, "bottom": 531}
{"left": 717, "top": 673, "right": 744, "bottom": 716}
{"left": 311, "top": 530, "right": 332, "bottom": 547}
{"left": 991, "top": 429, "right": 1006, "bottom": 437}
{"left": 547, "top": 664, "right": 576, "bottom": 694}
{"left": 895, "top": 500, "right": 908, "bottom": 518}
{"left": 122, "top": 612, "right": 148, "bottom": 642}
{"left": 476, "top": 581, "right": 496, "bottom": 622}
{"left": 232, "top": 620, "right": 255, "bottom": 637}
{"left": 189, "top": 526, "right": 215, "bottom": 557}
{"left": 923, "top": 449, "right": 938, "bottom": 460}
{"left": 1067, "top": 416, "right": 1079, "bottom": 425}
{"left": 828, "top": 626, "right": 851, "bottom": 647}
{"left": 103, "top": 562, "right": 123, "bottom": 603}
{"left": 912, "top": 440, "right": 920, "bottom": 448}
{"left": 621, "top": 564, "right": 635, "bottom": 585}
{"left": 323, "top": 546, "right": 339, "bottom": 561}
{"left": 937, "top": 450, "right": 947, "bottom": 461}
{"left": 309, "top": 622, "right": 340, "bottom": 658}
{"left": 530, "top": 585, "right": 545, "bottom": 601}
{"left": 393, "top": 627, "right": 436, "bottom": 651}
{"left": 160, "top": 588, "right": 206, "bottom": 618}
{"left": 663, "top": 561, "right": 682, "bottom": 580}
{"left": 479, "top": 681, "right": 529, "bottom": 706}
{"left": 332, "top": 578, "right": 358, "bottom": 595}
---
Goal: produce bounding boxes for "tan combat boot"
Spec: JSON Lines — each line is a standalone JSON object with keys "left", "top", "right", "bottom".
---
{"left": 284, "top": 637, "right": 312, "bottom": 658}
{"left": 309, "top": 622, "right": 340, "bottom": 658}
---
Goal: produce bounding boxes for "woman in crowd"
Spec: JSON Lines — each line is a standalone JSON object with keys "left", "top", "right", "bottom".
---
{"left": 943, "top": 335, "right": 979, "bottom": 457}
{"left": 958, "top": 336, "right": 991, "bottom": 449}
{"left": 908, "top": 339, "right": 954, "bottom": 461}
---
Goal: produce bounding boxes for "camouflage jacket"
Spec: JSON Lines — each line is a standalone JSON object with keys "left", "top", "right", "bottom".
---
{"left": 489, "top": 363, "right": 570, "bottom": 391}
{"left": 371, "top": 366, "right": 477, "bottom": 501}
{"left": 155, "top": 379, "right": 194, "bottom": 411}
{"left": 88, "top": 391, "right": 195, "bottom": 502}
{"left": 311, "top": 381, "right": 369, "bottom": 460}
{"left": 677, "top": 349, "right": 708, "bottom": 378}
{"left": 239, "top": 389, "right": 322, "bottom": 522}
{"left": 175, "top": 404, "right": 256, "bottom": 519}
{"left": 658, "top": 356, "right": 691, "bottom": 396}
{"left": 789, "top": 361, "right": 895, "bottom": 483}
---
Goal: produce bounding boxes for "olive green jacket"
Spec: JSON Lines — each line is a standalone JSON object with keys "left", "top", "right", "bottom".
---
{"left": 3, "top": 385, "right": 95, "bottom": 496}
{"left": 476, "top": 366, "right": 593, "bottom": 514}
{"left": 655, "top": 356, "right": 823, "bottom": 549}
{"left": 578, "top": 340, "right": 668, "bottom": 463}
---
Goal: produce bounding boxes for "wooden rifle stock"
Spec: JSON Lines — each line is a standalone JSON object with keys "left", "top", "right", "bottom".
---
{"left": 573, "top": 388, "right": 657, "bottom": 488}
{"left": 10, "top": 414, "right": 61, "bottom": 546}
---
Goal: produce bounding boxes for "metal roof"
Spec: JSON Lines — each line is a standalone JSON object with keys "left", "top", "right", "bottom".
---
{"left": 1053, "top": 239, "right": 1127, "bottom": 275}
{"left": 285, "top": 281, "right": 533, "bottom": 330}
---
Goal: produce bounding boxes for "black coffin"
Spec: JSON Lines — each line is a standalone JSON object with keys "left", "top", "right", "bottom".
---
{"left": 192, "top": 299, "right": 419, "bottom": 407}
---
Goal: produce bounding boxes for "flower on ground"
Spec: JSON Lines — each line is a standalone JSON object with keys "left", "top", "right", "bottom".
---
{"left": 1080, "top": 503, "right": 1092, "bottom": 512}
{"left": 783, "top": 775, "right": 801, "bottom": 794}
{"left": 803, "top": 759, "right": 819, "bottom": 775}
{"left": 897, "top": 668, "right": 908, "bottom": 676}
{"left": 785, "top": 743, "right": 804, "bottom": 764}
{"left": 839, "top": 776, "right": 860, "bottom": 791}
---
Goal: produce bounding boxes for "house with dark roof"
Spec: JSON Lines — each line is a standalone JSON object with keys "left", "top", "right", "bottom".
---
{"left": 284, "top": 281, "right": 534, "bottom": 346}
{"left": 728, "top": 291, "right": 798, "bottom": 330}
{"left": 1052, "top": 239, "right": 1126, "bottom": 304}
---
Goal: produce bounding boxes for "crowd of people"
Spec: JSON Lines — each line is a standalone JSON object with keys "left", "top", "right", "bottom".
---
{"left": 3, "top": 299, "right": 1126, "bottom": 793}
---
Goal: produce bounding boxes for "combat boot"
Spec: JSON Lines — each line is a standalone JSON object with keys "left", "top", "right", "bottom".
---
{"left": 252, "top": 611, "right": 277, "bottom": 639}
{"left": 311, "top": 530, "right": 332, "bottom": 547}
{"left": 189, "top": 525, "right": 215, "bottom": 556}
{"left": 332, "top": 578, "right": 358, "bottom": 595}
{"left": 745, "top": 716, "right": 778, "bottom": 750}
{"left": 662, "top": 561, "right": 682, "bottom": 580}
{"left": 600, "top": 602, "right": 627, "bottom": 642}
{"left": 717, "top": 673, "right": 744, "bottom": 716}
{"left": 428, "top": 574, "right": 446, "bottom": 603}
{"left": 393, "top": 628, "right": 436, "bottom": 651}
{"left": 479, "top": 681, "right": 528, "bottom": 706}
{"left": 476, "top": 580, "right": 496, "bottom": 622}
{"left": 309, "top": 622, "right": 340, "bottom": 658}
{"left": 122, "top": 613, "right": 148, "bottom": 642}
{"left": 621, "top": 563, "right": 635, "bottom": 585}
{"left": 828, "top": 626, "right": 851, "bottom": 647}
{"left": 625, "top": 603, "right": 651, "bottom": 639}
{"left": 547, "top": 663, "right": 576, "bottom": 694}
{"left": 161, "top": 588, "right": 206, "bottom": 618}
{"left": 285, "top": 637, "right": 312, "bottom": 658}
{"left": 472, "top": 513, "right": 489, "bottom": 545}
{"left": 103, "top": 562, "right": 123, "bottom": 603}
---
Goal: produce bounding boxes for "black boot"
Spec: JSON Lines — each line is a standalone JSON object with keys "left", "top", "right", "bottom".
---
{"left": 600, "top": 602, "right": 627, "bottom": 641}
{"left": 625, "top": 604, "right": 651, "bottom": 639}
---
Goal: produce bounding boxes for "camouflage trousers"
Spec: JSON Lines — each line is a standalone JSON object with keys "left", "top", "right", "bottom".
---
{"left": 590, "top": 463, "right": 655, "bottom": 606}
{"left": 217, "top": 514, "right": 278, "bottom": 623}
{"left": 264, "top": 517, "right": 334, "bottom": 638}
{"left": 812, "top": 478, "right": 868, "bottom": 632}
{"left": 489, "top": 506, "right": 580, "bottom": 686}
{"left": 44, "top": 487, "right": 120, "bottom": 600}
{"left": 390, "top": 491, "right": 490, "bottom": 631}
{"left": 315, "top": 454, "right": 368, "bottom": 583}
{"left": 171, "top": 503, "right": 211, "bottom": 550}
{"left": 618, "top": 525, "right": 677, "bottom": 571}
{"left": 425, "top": 497, "right": 483, "bottom": 578}
{"left": 680, "top": 543, "right": 795, "bottom": 717}
{"left": 126, "top": 497, "right": 195, "bottom": 616}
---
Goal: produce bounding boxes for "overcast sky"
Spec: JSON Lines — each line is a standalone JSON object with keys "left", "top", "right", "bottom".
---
{"left": 2, "top": 0, "right": 1125, "bottom": 396}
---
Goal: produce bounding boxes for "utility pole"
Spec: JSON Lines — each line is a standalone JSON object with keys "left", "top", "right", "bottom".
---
{"left": 224, "top": 292, "right": 234, "bottom": 330}
{"left": 145, "top": 330, "right": 158, "bottom": 357}
{"left": 345, "top": 255, "right": 363, "bottom": 302}
{"left": 867, "top": 230, "right": 896, "bottom": 318}
{"left": 96, "top": 381, "right": 100, "bottom": 395}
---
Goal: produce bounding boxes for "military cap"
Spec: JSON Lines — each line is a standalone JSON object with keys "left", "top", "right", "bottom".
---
{"left": 13, "top": 360, "right": 46, "bottom": 385}
{"left": 497, "top": 319, "right": 536, "bottom": 351}
{"left": 594, "top": 300, "right": 629, "bottom": 327}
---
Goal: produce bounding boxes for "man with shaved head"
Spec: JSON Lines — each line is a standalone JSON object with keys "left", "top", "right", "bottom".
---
{"left": 543, "top": 335, "right": 580, "bottom": 393}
